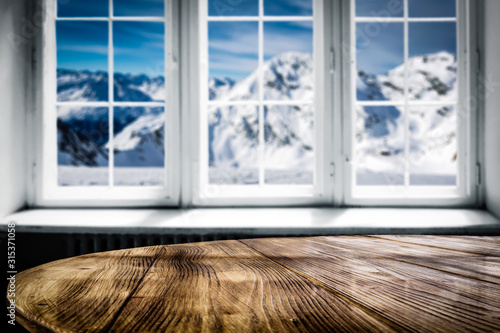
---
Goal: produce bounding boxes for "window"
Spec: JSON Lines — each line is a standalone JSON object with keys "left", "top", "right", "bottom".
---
{"left": 35, "top": 0, "right": 478, "bottom": 207}
{"left": 38, "top": 0, "right": 179, "bottom": 205}
{"left": 193, "top": 0, "right": 333, "bottom": 205}
{"left": 344, "top": 0, "right": 476, "bottom": 205}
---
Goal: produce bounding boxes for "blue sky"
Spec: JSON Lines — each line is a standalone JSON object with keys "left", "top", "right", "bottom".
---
{"left": 57, "top": 21, "right": 108, "bottom": 72}
{"left": 208, "top": 21, "right": 313, "bottom": 80}
{"left": 208, "top": 0, "right": 258, "bottom": 16}
{"left": 264, "top": 0, "right": 312, "bottom": 16}
{"left": 208, "top": 0, "right": 312, "bottom": 17}
{"left": 408, "top": 0, "right": 456, "bottom": 18}
{"left": 356, "top": 22, "right": 456, "bottom": 75}
{"left": 113, "top": 22, "right": 164, "bottom": 75}
{"left": 57, "top": 21, "right": 164, "bottom": 75}
{"left": 356, "top": 0, "right": 403, "bottom": 17}
{"left": 58, "top": 0, "right": 164, "bottom": 17}
{"left": 208, "top": 22, "right": 259, "bottom": 80}
{"left": 114, "top": 0, "right": 164, "bottom": 16}
{"left": 356, "top": 23, "right": 404, "bottom": 75}
{"left": 355, "top": 0, "right": 455, "bottom": 18}
{"left": 409, "top": 22, "right": 456, "bottom": 57}
{"left": 264, "top": 22, "right": 313, "bottom": 60}
{"left": 58, "top": 0, "right": 108, "bottom": 17}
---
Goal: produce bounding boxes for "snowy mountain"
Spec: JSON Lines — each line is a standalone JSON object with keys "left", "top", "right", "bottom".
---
{"left": 58, "top": 51, "right": 458, "bottom": 186}
{"left": 57, "top": 70, "right": 166, "bottom": 102}
{"left": 211, "top": 52, "right": 313, "bottom": 102}
{"left": 110, "top": 113, "right": 165, "bottom": 167}
{"left": 209, "top": 51, "right": 458, "bottom": 185}
{"left": 208, "top": 52, "right": 315, "bottom": 184}
{"left": 57, "top": 70, "right": 166, "bottom": 172}
{"left": 355, "top": 51, "right": 458, "bottom": 185}
{"left": 357, "top": 51, "right": 457, "bottom": 102}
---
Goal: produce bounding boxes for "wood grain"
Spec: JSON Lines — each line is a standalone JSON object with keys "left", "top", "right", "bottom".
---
{"left": 242, "top": 237, "right": 500, "bottom": 333}
{"left": 108, "top": 240, "right": 397, "bottom": 332}
{"left": 9, "top": 246, "right": 162, "bottom": 332}
{"left": 8, "top": 236, "right": 500, "bottom": 333}
{"left": 313, "top": 236, "right": 500, "bottom": 285}
{"left": 373, "top": 235, "right": 500, "bottom": 257}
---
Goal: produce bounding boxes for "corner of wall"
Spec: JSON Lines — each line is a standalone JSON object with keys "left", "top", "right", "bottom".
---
{"left": 483, "top": 0, "right": 500, "bottom": 219}
{"left": 0, "top": 0, "right": 30, "bottom": 217}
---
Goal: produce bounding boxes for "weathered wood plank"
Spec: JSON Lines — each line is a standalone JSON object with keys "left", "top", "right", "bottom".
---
{"left": 10, "top": 246, "right": 162, "bottom": 332}
{"left": 313, "top": 236, "right": 500, "bottom": 285}
{"left": 373, "top": 235, "right": 500, "bottom": 257}
{"left": 242, "top": 237, "right": 500, "bottom": 333}
{"left": 108, "top": 240, "right": 398, "bottom": 333}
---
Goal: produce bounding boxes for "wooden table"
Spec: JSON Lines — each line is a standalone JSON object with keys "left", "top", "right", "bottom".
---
{"left": 9, "top": 236, "right": 500, "bottom": 332}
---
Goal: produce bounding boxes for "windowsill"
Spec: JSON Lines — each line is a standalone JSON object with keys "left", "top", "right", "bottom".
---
{"left": 1, "top": 208, "right": 499, "bottom": 235}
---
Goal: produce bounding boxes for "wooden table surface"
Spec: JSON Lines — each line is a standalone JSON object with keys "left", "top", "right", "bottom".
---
{"left": 9, "top": 236, "right": 500, "bottom": 332}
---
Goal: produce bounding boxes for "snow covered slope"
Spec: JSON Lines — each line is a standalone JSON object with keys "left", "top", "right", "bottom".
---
{"left": 57, "top": 51, "right": 458, "bottom": 186}
{"left": 355, "top": 52, "right": 458, "bottom": 185}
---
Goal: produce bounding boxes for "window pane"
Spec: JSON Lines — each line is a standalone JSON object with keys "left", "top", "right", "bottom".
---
{"left": 355, "top": 106, "right": 405, "bottom": 186}
{"left": 409, "top": 106, "right": 457, "bottom": 186}
{"left": 208, "top": 22, "right": 258, "bottom": 101}
{"left": 113, "top": 22, "right": 165, "bottom": 102}
{"left": 408, "top": 22, "right": 457, "bottom": 102}
{"left": 208, "top": 106, "right": 259, "bottom": 185}
{"left": 409, "top": 0, "right": 456, "bottom": 18}
{"left": 57, "top": 107, "right": 109, "bottom": 186}
{"left": 56, "top": 21, "right": 108, "bottom": 102}
{"left": 264, "top": 105, "right": 314, "bottom": 185}
{"left": 356, "top": 23, "right": 404, "bottom": 101}
{"left": 114, "top": 0, "right": 164, "bottom": 17}
{"left": 263, "top": 21, "right": 313, "bottom": 101}
{"left": 58, "top": 0, "right": 108, "bottom": 17}
{"left": 208, "top": 0, "right": 258, "bottom": 16}
{"left": 355, "top": 0, "right": 404, "bottom": 18}
{"left": 264, "top": 0, "right": 313, "bottom": 16}
{"left": 113, "top": 107, "right": 165, "bottom": 186}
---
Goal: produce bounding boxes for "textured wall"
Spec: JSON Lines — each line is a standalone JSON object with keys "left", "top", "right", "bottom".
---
{"left": 0, "top": 0, "right": 28, "bottom": 217}
{"left": 484, "top": 0, "right": 500, "bottom": 218}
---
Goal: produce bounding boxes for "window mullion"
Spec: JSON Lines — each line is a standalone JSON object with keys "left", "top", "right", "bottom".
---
{"left": 258, "top": 0, "right": 265, "bottom": 186}
{"left": 403, "top": 0, "right": 410, "bottom": 188}
{"left": 108, "top": 0, "right": 114, "bottom": 188}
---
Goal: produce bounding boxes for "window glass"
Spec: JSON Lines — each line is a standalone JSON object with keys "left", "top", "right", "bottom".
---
{"left": 208, "top": 0, "right": 259, "bottom": 16}
{"left": 264, "top": 0, "right": 313, "bottom": 16}
{"left": 354, "top": 0, "right": 458, "bottom": 188}
{"left": 57, "top": 107, "right": 109, "bottom": 186}
{"left": 56, "top": 21, "right": 108, "bottom": 102}
{"left": 208, "top": 106, "right": 259, "bottom": 185}
{"left": 55, "top": 1, "right": 168, "bottom": 190}
{"left": 208, "top": 22, "right": 259, "bottom": 101}
{"left": 409, "top": 106, "right": 457, "bottom": 186}
{"left": 113, "top": 22, "right": 165, "bottom": 102}
{"left": 355, "top": 0, "right": 404, "bottom": 18}
{"left": 113, "top": 107, "right": 165, "bottom": 186}
{"left": 356, "top": 22, "right": 404, "bottom": 101}
{"left": 264, "top": 105, "right": 314, "bottom": 184}
{"left": 409, "top": 0, "right": 456, "bottom": 18}
{"left": 58, "top": 0, "right": 109, "bottom": 17}
{"left": 205, "top": 0, "right": 315, "bottom": 187}
{"left": 356, "top": 106, "right": 405, "bottom": 186}
{"left": 114, "top": 0, "right": 164, "bottom": 17}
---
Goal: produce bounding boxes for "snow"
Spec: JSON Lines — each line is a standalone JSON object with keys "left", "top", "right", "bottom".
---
{"left": 58, "top": 167, "right": 164, "bottom": 186}
{"left": 356, "top": 51, "right": 458, "bottom": 185}
{"left": 57, "top": 50, "right": 458, "bottom": 187}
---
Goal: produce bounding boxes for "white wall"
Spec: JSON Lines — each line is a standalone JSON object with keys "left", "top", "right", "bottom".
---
{"left": 483, "top": 0, "right": 500, "bottom": 219}
{"left": 0, "top": 0, "right": 28, "bottom": 217}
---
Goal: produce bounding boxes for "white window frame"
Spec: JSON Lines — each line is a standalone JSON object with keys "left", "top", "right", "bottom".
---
{"left": 341, "top": 0, "right": 479, "bottom": 207}
{"left": 186, "top": 0, "right": 335, "bottom": 207}
{"left": 33, "top": 0, "right": 181, "bottom": 207}
{"left": 29, "top": 0, "right": 480, "bottom": 208}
